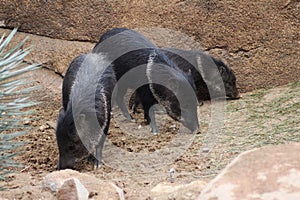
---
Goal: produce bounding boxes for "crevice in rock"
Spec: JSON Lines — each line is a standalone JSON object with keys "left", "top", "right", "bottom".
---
{"left": 283, "top": 0, "right": 299, "bottom": 9}
{"left": 203, "top": 45, "right": 228, "bottom": 51}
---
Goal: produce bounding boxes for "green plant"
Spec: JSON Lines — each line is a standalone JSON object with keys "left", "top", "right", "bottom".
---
{"left": 0, "top": 28, "right": 40, "bottom": 186}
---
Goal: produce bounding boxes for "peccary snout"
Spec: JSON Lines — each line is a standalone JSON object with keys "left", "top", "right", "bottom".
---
{"left": 56, "top": 108, "right": 86, "bottom": 170}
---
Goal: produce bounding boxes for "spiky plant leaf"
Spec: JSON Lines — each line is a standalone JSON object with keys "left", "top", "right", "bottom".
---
{"left": 0, "top": 28, "right": 40, "bottom": 188}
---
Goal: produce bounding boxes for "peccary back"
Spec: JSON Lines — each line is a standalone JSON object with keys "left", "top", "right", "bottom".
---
{"left": 56, "top": 53, "right": 116, "bottom": 169}
{"left": 62, "top": 54, "right": 86, "bottom": 110}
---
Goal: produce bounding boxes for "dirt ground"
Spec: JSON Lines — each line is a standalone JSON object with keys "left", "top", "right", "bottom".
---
{"left": 1, "top": 65, "right": 299, "bottom": 199}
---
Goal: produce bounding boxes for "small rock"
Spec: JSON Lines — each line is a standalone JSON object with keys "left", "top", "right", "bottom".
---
{"left": 32, "top": 121, "right": 38, "bottom": 126}
{"left": 0, "top": 20, "right": 5, "bottom": 27}
{"left": 169, "top": 124, "right": 176, "bottom": 129}
{"left": 169, "top": 168, "right": 175, "bottom": 183}
{"left": 57, "top": 178, "right": 89, "bottom": 200}
{"left": 39, "top": 124, "right": 49, "bottom": 132}
{"left": 43, "top": 169, "right": 123, "bottom": 200}
{"left": 23, "top": 120, "right": 31, "bottom": 125}
{"left": 46, "top": 121, "right": 57, "bottom": 130}
{"left": 43, "top": 169, "right": 82, "bottom": 192}
{"left": 202, "top": 148, "right": 210, "bottom": 153}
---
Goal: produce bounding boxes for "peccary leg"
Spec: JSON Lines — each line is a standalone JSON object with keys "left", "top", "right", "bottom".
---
{"left": 132, "top": 95, "right": 141, "bottom": 114}
{"left": 148, "top": 105, "right": 158, "bottom": 134}
{"left": 138, "top": 86, "right": 159, "bottom": 133}
{"left": 143, "top": 102, "right": 158, "bottom": 133}
{"left": 94, "top": 133, "right": 106, "bottom": 169}
{"left": 132, "top": 101, "right": 138, "bottom": 114}
{"left": 115, "top": 86, "right": 134, "bottom": 121}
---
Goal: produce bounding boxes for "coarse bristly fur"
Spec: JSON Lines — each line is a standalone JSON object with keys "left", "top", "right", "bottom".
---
{"left": 92, "top": 28, "right": 199, "bottom": 133}
{"left": 162, "top": 48, "right": 240, "bottom": 100}
{"left": 56, "top": 53, "right": 116, "bottom": 169}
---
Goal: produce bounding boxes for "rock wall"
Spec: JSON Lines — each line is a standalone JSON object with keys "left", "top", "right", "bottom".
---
{"left": 0, "top": 0, "right": 299, "bottom": 92}
{"left": 0, "top": 29, "right": 94, "bottom": 75}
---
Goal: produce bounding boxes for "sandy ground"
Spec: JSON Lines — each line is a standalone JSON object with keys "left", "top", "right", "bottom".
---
{"left": 1, "top": 67, "right": 299, "bottom": 199}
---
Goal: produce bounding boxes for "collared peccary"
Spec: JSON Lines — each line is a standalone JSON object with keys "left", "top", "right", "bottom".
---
{"left": 161, "top": 48, "right": 240, "bottom": 101}
{"left": 56, "top": 53, "right": 116, "bottom": 169}
{"left": 92, "top": 28, "right": 199, "bottom": 133}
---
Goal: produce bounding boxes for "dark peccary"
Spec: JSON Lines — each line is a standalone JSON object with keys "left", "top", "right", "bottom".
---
{"left": 56, "top": 53, "right": 116, "bottom": 169}
{"left": 92, "top": 28, "right": 199, "bottom": 133}
{"left": 131, "top": 48, "right": 240, "bottom": 113}
{"left": 161, "top": 48, "right": 240, "bottom": 101}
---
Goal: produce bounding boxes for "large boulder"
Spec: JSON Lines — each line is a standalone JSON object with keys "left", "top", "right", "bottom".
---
{"left": 198, "top": 143, "right": 300, "bottom": 200}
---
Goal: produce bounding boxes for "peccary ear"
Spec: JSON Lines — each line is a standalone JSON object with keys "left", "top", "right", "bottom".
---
{"left": 219, "top": 66, "right": 226, "bottom": 75}
{"left": 218, "top": 65, "right": 231, "bottom": 81}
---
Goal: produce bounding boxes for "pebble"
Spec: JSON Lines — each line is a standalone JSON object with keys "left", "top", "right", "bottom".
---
{"left": 202, "top": 147, "right": 210, "bottom": 153}
{"left": 46, "top": 121, "right": 56, "bottom": 130}
{"left": 39, "top": 124, "right": 49, "bottom": 132}
{"left": 23, "top": 120, "right": 31, "bottom": 125}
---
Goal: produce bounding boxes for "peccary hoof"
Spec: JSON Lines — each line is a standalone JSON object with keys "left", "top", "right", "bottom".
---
{"left": 124, "top": 114, "right": 135, "bottom": 122}
{"left": 130, "top": 117, "right": 136, "bottom": 123}
{"left": 199, "top": 101, "right": 204, "bottom": 106}
{"left": 150, "top": 127, "right": 159, "bottom": 134}
{"left": 93, "top": 160, "right": 104, "bottom": 170}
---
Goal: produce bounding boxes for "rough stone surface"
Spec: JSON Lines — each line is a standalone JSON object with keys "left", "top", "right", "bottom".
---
{"left": 0, "top": 28, "right": 94, "bottom": 75}
{"left": 150, "top": 180, "right": 207, "bottom": 200}
{"left": 43, "top": 169, "right": 123, "bottom": 200}
{"left": 0, "top": 172, "right": 55, "bottom": 200}
{"left": 57, "top": 178, "right": 89, "bottom": 200}
{"left": 0, "top": 1, "right": 299, "bottom": 93}
{"left": 198, "top": 143, "right": 300, "bottom": 200}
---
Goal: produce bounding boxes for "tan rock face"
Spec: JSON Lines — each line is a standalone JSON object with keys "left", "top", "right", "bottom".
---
{"left": 0, "top": 1, "right": 299, "bottom": 93}
{"left": 198, "top": 143, "right": 300, "bottom": 200}
{"left": 150, "top": 180, "right": 207, "bottom": 200}
{"left": 0, "top": 28, "right": 94, "bottom": 75}
{"left": 43, "top": 169, "right": 123, "bottom": 200}
{"left": 57, "top": 178, "right": 89, "bottom": 200}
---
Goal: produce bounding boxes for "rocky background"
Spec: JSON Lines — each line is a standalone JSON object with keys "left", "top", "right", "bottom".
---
{"left": 0, "top": 0, "right": 299, "bottom": 93}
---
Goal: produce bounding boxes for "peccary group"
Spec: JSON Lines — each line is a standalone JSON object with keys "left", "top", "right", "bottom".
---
{"left": 92, "top": 28, "right": 199, "bottom": 134}
{"left": 55, "top": 28, "right": 240, "bottom": 169}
